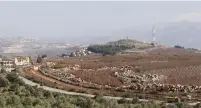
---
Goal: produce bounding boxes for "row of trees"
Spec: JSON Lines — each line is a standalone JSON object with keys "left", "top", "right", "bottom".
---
{"left": 174, "top": 45, "right": 199, "bottom": 51}
{"left": 87, "top": 45, "right": 134, "bottom": 55}
{"left": 174, "top": 45, "right": 185, "bottom": 49}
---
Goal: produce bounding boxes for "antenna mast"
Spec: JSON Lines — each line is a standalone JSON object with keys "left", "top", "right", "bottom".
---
{"left": 152, "top": 16, "right": 156, "bottom": 45}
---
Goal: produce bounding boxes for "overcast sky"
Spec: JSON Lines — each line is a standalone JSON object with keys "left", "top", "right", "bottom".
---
{"left": 0, "top": 1, "right": 201, "bottom": 43}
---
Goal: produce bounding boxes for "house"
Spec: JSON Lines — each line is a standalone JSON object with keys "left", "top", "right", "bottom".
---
{"left": 0, "top": 56, "right": 15, "bottom": 72}
{"left": 15, "top": 57, "right": 32, "bottom": 66}
{"left": 2, "top": 61, "right": 14, "bottom": 67}
{"left": 46, "top": 62, "right": 56, "bottom": 67}
{"left": 34, "top": 65, "right": 39, "bottom": 71}
{"left": 4, "top": 68, "right": 15, "bottom": 72}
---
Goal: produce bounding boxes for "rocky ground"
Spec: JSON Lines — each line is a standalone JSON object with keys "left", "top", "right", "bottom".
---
{"left": 40, "top": 57, "right": 201, "bottom": 94}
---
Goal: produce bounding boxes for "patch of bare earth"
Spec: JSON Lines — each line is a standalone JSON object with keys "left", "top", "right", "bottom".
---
{"left": 71, "top": 70, "right": 122, "bottom": 87}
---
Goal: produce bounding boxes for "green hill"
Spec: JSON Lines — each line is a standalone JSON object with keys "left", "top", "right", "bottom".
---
{"left": 87, "top": 39, "right": 153, "bottom": 55}
{"left": 107, "top": 39, "right": 153, "bottom": 49}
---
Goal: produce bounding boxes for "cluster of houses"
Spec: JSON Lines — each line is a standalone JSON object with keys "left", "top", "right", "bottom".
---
{"left": 61, "top": 48, "right": 92, "bottom": 58}
{"left": 0, "top": 55, "right": 32, "bottom": 72}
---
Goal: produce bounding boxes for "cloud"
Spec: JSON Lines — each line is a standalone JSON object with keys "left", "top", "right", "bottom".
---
{"left": 172, "top": 13, "right": 201, "bottom": 22}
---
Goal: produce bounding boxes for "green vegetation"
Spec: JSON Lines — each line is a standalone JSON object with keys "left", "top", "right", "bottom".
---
{"left": 88, "top": 39, "right": 153, "bottom": 55}
{"left": 174, "top": 45, "right": 185, "bottom": 49}
{"left": 0, "top": 72, "right": 198, "bottom": 108}
{"left": 107, "top": 39, "right": 152, "bottom": 49}
{"left": 87, "top": 44, "right": 134, "bottom": 55}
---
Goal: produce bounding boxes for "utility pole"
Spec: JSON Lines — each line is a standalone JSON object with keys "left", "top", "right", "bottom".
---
{"left": 127, "top": 36, "right": 129, "bottom": 46}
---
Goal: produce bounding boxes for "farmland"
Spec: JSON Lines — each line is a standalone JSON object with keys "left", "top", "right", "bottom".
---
{"left": 20, "top": 47, "right": 201, "bottom": 102}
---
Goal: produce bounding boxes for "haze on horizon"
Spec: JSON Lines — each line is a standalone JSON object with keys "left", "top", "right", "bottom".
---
{"left": 0, "top": 1, "right": 201, "bottom": 45}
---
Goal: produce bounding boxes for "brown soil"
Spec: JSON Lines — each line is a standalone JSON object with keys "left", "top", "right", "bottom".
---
{"left": 21, "top": 49, "right": 201, "bottom": 101}
{"left": 21, "top": 67, "right": 185, "bottom": 101}
{"left": 22, "top": 68, "right": 119, "bottom": 95}
{"left": 46, "top": 53, "right": 201, "bottom": 86}
{"left": 72, "top": 70, "right": 122, "bottom": 87}
{"left": 150, "top": 65, "right": 201, "bottom": 85}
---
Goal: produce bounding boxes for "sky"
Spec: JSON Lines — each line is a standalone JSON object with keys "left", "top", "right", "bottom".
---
{"left": 0, "top": 1, "right": 201, "bottom": 43}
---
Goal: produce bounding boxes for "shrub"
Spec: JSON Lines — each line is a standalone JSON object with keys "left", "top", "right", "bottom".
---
{"left": 174, "top": 45, "right": 184, "bottom": 49}
{"left": 22, "top": 97, "right": 34, "bottom": 106}
{"left": 0, "top": 75, "right": 9, "bottom": 87}
{"left": 43, "top": 90, "right": 53, "bottom": 98}
{"left": 6, "top": 72, "right": 19, "bottom": 82}
{"left": 132, "top": 97, "right": 140, "bottom": 104}
{"left": 0, "top": 97, "right": 6, "bottom": 107}
{"left": 94, "top": 94, "right": 106, "bottom": 104}
{"left": 194, "top": 103, "right": 201, "bottom": 108}
{"left": 118, "top": 98, "right": 131, "bottom": 104}
{"left": 6, "top": 95, "right": 21, "bottom": 105}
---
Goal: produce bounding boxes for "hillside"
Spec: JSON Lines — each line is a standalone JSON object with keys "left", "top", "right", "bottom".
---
{"left": 0, "top": 72, "right": 183, "bottom": 108}
{"left": 0, "top": 37, "right": 80, "bottom": 55}
{"left": 87, "top": 39, "right": 153, "bottom": 55}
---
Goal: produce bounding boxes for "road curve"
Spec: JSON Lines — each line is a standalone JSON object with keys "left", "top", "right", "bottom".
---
{"left": 18, "top": 69, "right": 199, "bottom": 106}
{"left": 19, "top": 75, "right": 200, "bottom": 106}
{"left": 18, "top": 75, "right": 150, "bottom": 102}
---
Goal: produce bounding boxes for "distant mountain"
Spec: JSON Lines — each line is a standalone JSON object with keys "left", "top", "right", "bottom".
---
{"left": 79, "top": 21, "right": 201, "bottom": 49}
{"left": 109, "top": 21, "right": 201, "bottom": 49}
{"left": 0, "top": 36, "right": 80, "bottom": 54}
{"left": 0, "top": 36, "right": 73, "bottom": 48}
{"left": 156, "top": 21, "right": 201, "bottom": 49}
{"left": 2, "top": 20, "right": 201, "bottom": 51}
{"left": 62, "top": 21, "right": 201, "bottom": 49}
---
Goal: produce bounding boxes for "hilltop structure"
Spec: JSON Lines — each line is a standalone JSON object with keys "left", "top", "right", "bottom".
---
{"left": 152, "top": 25, "right": 156, "bottom": 44}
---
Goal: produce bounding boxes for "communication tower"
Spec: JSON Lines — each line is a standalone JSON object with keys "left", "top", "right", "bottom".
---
{"left": 152, "top": 17, "right": 157, "bottom": 46}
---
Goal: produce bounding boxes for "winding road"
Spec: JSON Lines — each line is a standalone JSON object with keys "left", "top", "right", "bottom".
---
{"left": 18, "top": 68, "right": 200, "bottom": 106}
{"left": 18, "top": 75, "right": 149, "bottom": 101}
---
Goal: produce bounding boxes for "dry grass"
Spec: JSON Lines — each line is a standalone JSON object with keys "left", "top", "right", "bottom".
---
{"left": 47, "top": 53, "right": 201, "bottom": 86}
{"left": 72, "top": 70, "right": 122, "bottom": 87}
{"left": 150, "top": 65, "right": 201, "bottom": 85}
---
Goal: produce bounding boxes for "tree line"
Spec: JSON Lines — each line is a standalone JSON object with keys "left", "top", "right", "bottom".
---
{"left": 87, "top": 44, "right": 134, "bottom": 55}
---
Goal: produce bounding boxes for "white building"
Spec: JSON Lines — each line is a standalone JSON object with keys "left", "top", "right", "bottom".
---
{"left": 0, "top": 57, "right": 15, "bottom": 72}
{"left": 15, "top": 57, "right": 32, "bottom": 66}
{"left": 34, "top": 66, "right": 39, "bottom": 71}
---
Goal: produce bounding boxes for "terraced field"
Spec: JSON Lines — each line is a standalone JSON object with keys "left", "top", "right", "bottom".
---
{"left": 41, "top": 52, "right": 201, "bottom": 91}
{"left": 149, "top": 65, "right": 201, "bottom": 85}
{"left": 21, "top": 48, "right": 201, "bottom": 103}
